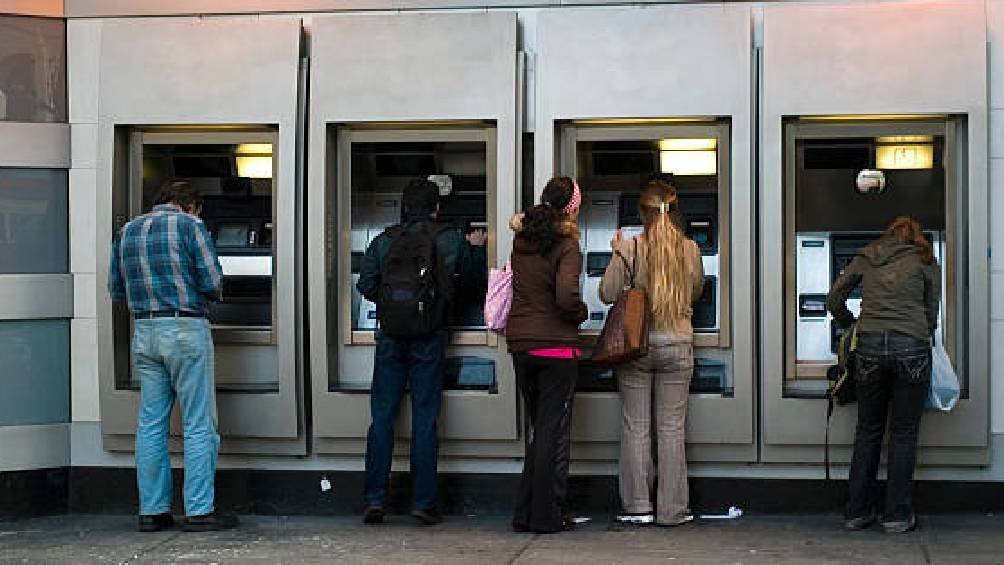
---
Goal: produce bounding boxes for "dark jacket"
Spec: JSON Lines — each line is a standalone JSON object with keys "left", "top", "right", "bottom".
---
{"left": 356, "top": 217, "right": 484, "bottom": 304}
{"left": 826, "top": 237, "right": 941, "bottom": 340}
{"left": 505, "top": 233, "right": 587, "bottom": 352}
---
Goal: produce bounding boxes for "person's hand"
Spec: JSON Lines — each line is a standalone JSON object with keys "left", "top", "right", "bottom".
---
{"left": 466, "top": 229, "right": 488, "bottom": 247}
{"left": 610, "top": 229, "right": 623, "bottom": 249}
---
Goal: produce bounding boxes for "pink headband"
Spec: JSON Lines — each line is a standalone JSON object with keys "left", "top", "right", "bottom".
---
{"left": 562, "top": 181, "right": 581, "bottom": 215}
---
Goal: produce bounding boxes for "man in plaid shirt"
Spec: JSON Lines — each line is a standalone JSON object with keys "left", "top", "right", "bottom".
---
{"left": 109, "top": 180, "right": 236, "bottom": 532}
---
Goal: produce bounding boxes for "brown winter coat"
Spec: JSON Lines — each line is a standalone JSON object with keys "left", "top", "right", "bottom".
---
{"left": 505, "top": 215, "right": 587, "bottom": 352}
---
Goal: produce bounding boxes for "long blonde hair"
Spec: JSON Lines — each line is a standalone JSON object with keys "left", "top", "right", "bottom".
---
{"left": 640, "top": 180, "right": 693, "bottom": 331}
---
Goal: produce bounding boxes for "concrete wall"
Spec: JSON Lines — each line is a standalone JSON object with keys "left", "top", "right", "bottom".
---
{"left": 57, "top": 0, "right": 1004, "bottom": 480}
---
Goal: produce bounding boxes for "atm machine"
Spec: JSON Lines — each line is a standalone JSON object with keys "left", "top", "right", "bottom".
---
{"left": 113, "top": 131, "right": 281, "bottom": 393}
{"left": 561, "top": 124, "right": 732, "bottom": 396}
{"left": 341, "top": 134, "right": 492, "bottom": 392}
{"left": 785, "top": 121, "right": 952, "bottom": 393}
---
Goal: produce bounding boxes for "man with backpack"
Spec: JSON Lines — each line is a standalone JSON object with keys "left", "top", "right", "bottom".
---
{"left": 356, "top": 178, "right": 485, "bottom": 526}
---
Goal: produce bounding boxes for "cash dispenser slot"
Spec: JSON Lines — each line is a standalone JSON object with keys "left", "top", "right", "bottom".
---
{"left": 443, "top": 356, "right": 496, "bottom": 393}
{"left": 692, "top": 358, "right": 731, "bottom": 396}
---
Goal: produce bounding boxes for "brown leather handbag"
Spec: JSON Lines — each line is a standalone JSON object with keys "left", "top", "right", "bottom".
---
{"left": 591, "top": 240, "right": 650, "bottom": 366}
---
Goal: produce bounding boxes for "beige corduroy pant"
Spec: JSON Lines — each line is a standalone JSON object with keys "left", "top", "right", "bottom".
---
{"left": 616, "top": 337, "right": 694, "bottom": 525}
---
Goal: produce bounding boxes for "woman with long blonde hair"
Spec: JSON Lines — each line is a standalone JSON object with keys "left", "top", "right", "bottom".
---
{"left": 599, "top": 179, "right": 704, "bottom": 527}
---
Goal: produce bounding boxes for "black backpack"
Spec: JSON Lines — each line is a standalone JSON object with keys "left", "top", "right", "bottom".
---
{"left": 376, "top": 221, "right": 453, "bottom": 337}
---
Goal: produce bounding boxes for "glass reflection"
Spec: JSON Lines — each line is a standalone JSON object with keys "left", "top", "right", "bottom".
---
{"left": 0, "top": 16, "right": 66, "bottom": 122}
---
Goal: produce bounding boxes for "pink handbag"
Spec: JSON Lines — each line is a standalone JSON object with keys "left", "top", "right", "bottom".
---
{"left": 484, "top": 259, "right": 513, "bottom": 333}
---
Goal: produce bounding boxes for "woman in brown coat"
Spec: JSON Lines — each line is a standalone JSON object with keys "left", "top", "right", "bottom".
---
{"left": 506, "top": 176, "right": 587, "bottom": 534}
{"left": 600, "top": 179, "right": 704, "bottom": 527}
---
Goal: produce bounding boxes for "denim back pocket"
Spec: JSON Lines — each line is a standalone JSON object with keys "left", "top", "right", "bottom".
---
{"left": 854, "top": 353, "right": 882, "bottom": 383}
{"left": 898, "top": 353, "right": 931, "bottom": 385}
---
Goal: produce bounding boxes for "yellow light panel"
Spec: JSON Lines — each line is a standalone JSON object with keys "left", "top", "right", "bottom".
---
{"left": 236, "top": 143, "right": 273, "bottom": 156}
{"left": 572, "top": 117, "right": 716, "bottom": 125}
{"left": 660, "top": 150, "right": 717, "bottom": 176}
{"left": 875, "top": 135, "right": 934, "bottom": 144}
{"left": 800, "top": 114, "right": 939, "bottom": 122}
{"left": 875, "top": 144, "right": 934, "bottom": 170}
{"left": 236, "top": 156, "right": 273, "bottom": 179}
{"left": 658, "top": 138, "right": 718, "bottom": 151}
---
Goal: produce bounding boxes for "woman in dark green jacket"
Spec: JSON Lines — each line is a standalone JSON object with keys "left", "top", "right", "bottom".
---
{"left": 826, "top": 216, "right": 940, "bottom": 534}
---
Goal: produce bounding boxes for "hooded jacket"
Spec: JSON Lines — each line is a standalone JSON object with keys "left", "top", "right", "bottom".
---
{"left": 505, "top": 213, "right": 587, "bottom": 352}
{"left": 826, "top": 237, "right": 941, "bottom": 340}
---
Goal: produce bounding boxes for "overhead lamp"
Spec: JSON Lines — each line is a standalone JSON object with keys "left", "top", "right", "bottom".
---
{"left": 875, "top": 143, "right": 933, "bottom": 170}
{"left": 660, "top": 150, "right": 717, "bottom": 176}
{"left": 235, "top": 143, "right": 273, "bottom": 179}
{"left": 875, "top": 135, "right": 934, "bottom": 144}
{"left": 657, "top": 138, "right": 718, "bottom": 151}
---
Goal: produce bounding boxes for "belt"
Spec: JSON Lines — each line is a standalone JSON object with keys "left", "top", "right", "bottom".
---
{"left": 134, "top": 310, "right": 205, "bottom": 319}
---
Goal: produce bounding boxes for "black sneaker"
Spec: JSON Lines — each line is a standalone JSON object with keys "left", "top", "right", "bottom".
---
{"left": 138, "top": 513, "right": 174, "bottom": 532}
{"left": 844, "top": 514, "right": 876, "bottom": 531}
{"left": 362, "top": 505, "right": 386, "bottom": 525}
{"left": 182, "top": 511, "right": 239, "bottom": 532}
{"left": 410, "top": 508, "right": 443, "bottom": 526}
{"left": 880, "top": 514, "right": 917, "bottom": 534}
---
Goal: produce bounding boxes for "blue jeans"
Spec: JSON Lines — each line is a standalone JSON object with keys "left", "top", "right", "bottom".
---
{"left": 133, "top": 317, "right": 219, "bottom": 517}
{"left": 364, "top": 331, "right": 445, "bottom": 511}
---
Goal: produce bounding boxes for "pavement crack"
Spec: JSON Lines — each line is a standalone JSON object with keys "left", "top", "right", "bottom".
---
{"left": 506, "top": 534, "right": 538, "bottom": 565}
{"left": 118, "top": 531, "right": 183, "bottom": 565}
{"left": 918, "top": 535, "right": 933, "bottom": 564}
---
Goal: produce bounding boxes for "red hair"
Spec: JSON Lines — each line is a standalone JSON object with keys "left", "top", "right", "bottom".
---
{"left": 883, "top": 216, "right": 934, "bottom": 265}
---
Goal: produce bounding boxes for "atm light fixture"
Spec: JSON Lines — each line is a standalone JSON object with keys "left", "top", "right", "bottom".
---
{"left": 657, "top": 138, "right": 718, "bottom": 151}
{"left": 659, "top": 150, "right": 717, "bottom": 176}
{"left": 875, "top": 144, "right": 934, "bottom": 170}
{"left": 875, "top": 135, "right": 934, "bottom": 144}
{"left": 235, "top": 143, "right": 274, "bottom": 179}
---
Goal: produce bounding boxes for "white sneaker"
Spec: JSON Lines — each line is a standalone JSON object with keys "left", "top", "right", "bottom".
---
{"left": 616, "top": 512, "right": 655, "bottom": 525}
{"left": 657, "top": 513, "right": 695, "bottom": 527}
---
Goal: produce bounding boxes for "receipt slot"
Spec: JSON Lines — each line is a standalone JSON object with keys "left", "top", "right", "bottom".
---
{"left": 557, "top": 120, "right": 733, "bottom": 396}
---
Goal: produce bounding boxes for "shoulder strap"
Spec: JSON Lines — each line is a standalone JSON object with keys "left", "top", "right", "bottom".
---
{"left": 614, "top": 238, "right": 639, "bottom": 289}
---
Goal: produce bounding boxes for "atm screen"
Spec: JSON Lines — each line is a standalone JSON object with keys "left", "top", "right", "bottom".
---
{"left": 586, "top": 252, "right": 612, "bottom": 277}
{"left": 216, "top": 224, "right": 250, "bottom": 247}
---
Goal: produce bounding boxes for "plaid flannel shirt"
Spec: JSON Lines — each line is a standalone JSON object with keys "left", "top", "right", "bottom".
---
{"left": 108, "top": 204, "right": 223, "bottom": 316}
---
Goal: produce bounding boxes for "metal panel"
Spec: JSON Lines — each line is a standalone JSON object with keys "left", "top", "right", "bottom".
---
{"left": 535, "top": 4, "right": 755, "bottom": 460}
{"left": 0, "top": 320, "right": 69, "bottom": 426}
{"left": 760, "top": 1, "right": 989, "bottom": 462}
{"left": 93, "top": 17, "right": 303, "bottom": 449}
{"left": 0, "top": 424, "right": 69, "bottom": 472}
{"left": 307, "top": 11, "right": 520, "bottom": 450}
{"left": 65, "top": 0, "right": 555, "bottom": 18}
{"left": 0, "top": 123, "right": 69, "bottom": 167}
{"left": 0, "top": 274, "right": 72, "bottom": 319}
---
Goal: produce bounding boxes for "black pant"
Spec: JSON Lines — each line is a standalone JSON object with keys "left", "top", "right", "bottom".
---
{"left": 511, "top": 352, "right": 577, "bottom": 533}
{"left": 846, "top": 331, "right": 931, "bottom": 521}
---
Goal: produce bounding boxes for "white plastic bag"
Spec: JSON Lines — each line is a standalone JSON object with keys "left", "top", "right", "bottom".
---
{"left": 927, "top": 340, "right": 959, "bottom": 412}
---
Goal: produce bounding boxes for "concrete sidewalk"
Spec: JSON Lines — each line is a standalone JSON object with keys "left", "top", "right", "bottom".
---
{"left": 1, "top": 513, "right": 1001, "bottom": 564}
